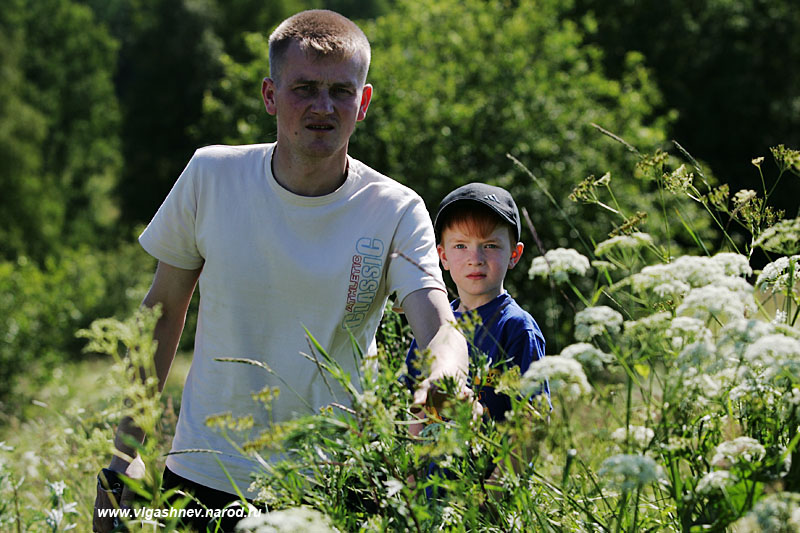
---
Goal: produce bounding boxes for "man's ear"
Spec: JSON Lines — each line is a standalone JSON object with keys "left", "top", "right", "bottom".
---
{"left": 437, "top": 244, "right": 450, "bottom": 270}
{"left": 357, "top": 84, "right": 373, "bottom": 121}
{"left": 508, "top": 242, "right": 524, "bottom": 269}
{"left": 262, "top": 77, "right": 277, "bottom": 115}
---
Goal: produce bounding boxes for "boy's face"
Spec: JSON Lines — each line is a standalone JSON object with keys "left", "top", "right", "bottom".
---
{"left": 437, "top": 222, "right": 524, "bottom": 311}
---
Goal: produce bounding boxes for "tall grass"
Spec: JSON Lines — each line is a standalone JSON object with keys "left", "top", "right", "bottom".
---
{"left": 1, "top": 139, "right": 798, "bottom": 531}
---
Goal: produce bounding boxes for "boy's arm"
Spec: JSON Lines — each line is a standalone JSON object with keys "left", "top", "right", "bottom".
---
{"left": 401, "top": 287, "right": 470, "bottom": 407}
{"left": 93, "top": 261, "right": 200, "bottom": 533}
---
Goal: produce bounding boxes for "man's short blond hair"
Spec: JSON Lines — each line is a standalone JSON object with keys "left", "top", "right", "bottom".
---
{"left": 269, "top": 10, "right": 371, "bottom": 86}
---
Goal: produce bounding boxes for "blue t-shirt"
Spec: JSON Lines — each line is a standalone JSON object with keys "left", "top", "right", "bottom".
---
{"left": 406, "top": 292, "right": 549, "bottom": 420}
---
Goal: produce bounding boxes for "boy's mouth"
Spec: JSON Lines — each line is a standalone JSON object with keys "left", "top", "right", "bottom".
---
{"left": 466, "top": 273, "right": 486, "bottom": 280}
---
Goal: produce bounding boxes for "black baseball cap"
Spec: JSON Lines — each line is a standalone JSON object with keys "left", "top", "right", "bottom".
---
{"left": 434, "top": 182, "right": 521, "bottom": 242}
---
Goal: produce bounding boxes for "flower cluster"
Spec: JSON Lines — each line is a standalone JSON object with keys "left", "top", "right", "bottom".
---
{"left": 598, "top": 454, "right": 664, "bottom": 491}
{"left": 756, "top": 255, "right": 800, "bottom": 294}
{"left": 710, "top": 437, "right": 766, "bottom": 469}
{"left": 574, "top": 306, "right": 623, "bottom": 341}
{"left": 520, "top": 356, "right": 591, "bottom": 400}
{"left": 528, "top": 248, "right": 590, "bottom": 284}
{"left": 594, "top": 232, "right": 653, "bottom": 257}
{"left": 559, "top": 342, "right": 614, "bottom": 373}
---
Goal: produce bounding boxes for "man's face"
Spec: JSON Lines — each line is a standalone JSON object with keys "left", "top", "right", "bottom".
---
{"left": 437, "top": 223, "right": 523, "bottom": 310}
{"left": 262, "top": 41, "right": 372, "bottom": 162}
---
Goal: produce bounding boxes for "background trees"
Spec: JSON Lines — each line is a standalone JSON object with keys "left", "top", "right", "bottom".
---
{"left": 1, "top": 0, "right": 798, "bottom": 401}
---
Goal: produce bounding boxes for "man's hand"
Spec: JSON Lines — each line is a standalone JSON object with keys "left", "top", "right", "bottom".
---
{"left": 92, "top": 455, "right": 145, "bottom": 533}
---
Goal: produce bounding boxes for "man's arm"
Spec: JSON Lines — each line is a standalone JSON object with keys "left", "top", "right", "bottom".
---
{"left": 401, "top": 287, "right": 469, "bottom": 406}
{"left": 93, "top": 261, "right": 200, "bottom": 532}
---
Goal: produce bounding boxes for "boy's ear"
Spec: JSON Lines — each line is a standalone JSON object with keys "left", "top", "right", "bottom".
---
{"left": 508, "top": 242, "right": 524, "bottom": 269}
{"left": 437, "top": 244, "right": 450, "bottom": 270}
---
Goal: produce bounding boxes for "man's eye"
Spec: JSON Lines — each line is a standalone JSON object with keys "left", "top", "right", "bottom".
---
{"left": 332, "top": 87, "right": 354, "bottom": 96}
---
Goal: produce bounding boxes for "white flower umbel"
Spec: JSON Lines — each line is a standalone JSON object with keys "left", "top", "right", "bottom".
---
{"left": 717, "top": 319, "right": 775, "bottom": 362}
{"left": 528, "top": 248, "right": 591, "bottom": 284}
{"left": 629, "top": 255, "right": 750, "bottom": 296}
{"left": 520, "top": 356, "right": 591, "bottom": 400}
{"left": 676, "top": 285, "right": 756, "bottom": 323}
{"left": 696, "top": 470, "right": 736, "bottom": 495}
{"left": 574, "top": 306, "right": 624, "bottom": 341}
{"left": 610, "top": 425, "right": 655, "bottom": 450}
{"left": 560, "top": 342, "right": 614, "bottom": 373}
{"left": 667, "top": 317, "right": 712, "bottom": 350}
{"left": 734, "top": 491, "right": 800, "bottom": 533}
{"left": 599, "top": 454, "right": 665, "bottom": 492}
{"left": 743, "top": 333, "right": 800, "bottom": 382}
{"left": 753, "top": 217, "right": 800, "bottom": 255}
{"left": 711, "top": 253, "right": 753, "bottom": 277}
{"left": 710, "top": 437, "right": 766, "bottom": 469}
{"left": 594, "top": 232, "right": 653, "bottom": 257}
{"left": 756, "top": 255, "right": 800, "bottom": 294}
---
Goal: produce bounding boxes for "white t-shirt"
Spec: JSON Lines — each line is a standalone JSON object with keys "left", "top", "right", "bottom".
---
{"left": 139, "top": 143, "right": 444, "bottom": 495}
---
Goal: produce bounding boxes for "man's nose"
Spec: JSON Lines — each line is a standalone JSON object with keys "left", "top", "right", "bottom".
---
{"left": 311, "top": 89, "right": 334, "bottom": 114}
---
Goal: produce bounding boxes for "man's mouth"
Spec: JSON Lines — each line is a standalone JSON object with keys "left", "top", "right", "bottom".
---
{"left": 307, "top": 124, "right": 334, "bottom": 131}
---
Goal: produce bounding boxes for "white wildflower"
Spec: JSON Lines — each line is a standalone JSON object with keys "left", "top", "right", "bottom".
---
{"left": 787, "top": 388, "right": 800, "bottom": 406}
{"left": 756, "top": 255, "right": 800, "bottom": 294}
{"left": 712, "top": 252, "right": 753, "bottom": 277}
{"left": 629, "top": 255, "right": 731, "bottom": 296}
{"left": 773, "top": 310, "right": 788, "bottom": 325}
{"left": 48, "top": 480, "right": 67, "bottom": 498}
{"left": 733, "top": 189, "right": 757, "bottom": 207}
{"left": 384, "top": 478, "right": 403, "bottom": 498}
{"left": 667, "top": 317, "right": 712, "bottom": 350}
{"left": 675, "top": 340, "right": 717, "bottom": 374}
{"left": 235, "top": 506, "right": 340, "bottom": 533}
{"left": 623, "top": 312, "right": 672, "bottom": 336}
{"left": 591, "top": 260, "right": 617, "bottom": 272}
{"left": 736, "top": 492, "right": 800, "bottom": 533}
{"left": 753, "top": 217, "right": 800, "bottom": 255}
{"left": 653, "top": 279, "right": 691, "bottom": 298}
{"left": 574, "top": 306, "right": 624, "bottom": 341}
{"left": 528, "top": 248, "right": 591, "bottom": 284}
{"left": 594, "top": 232, "right": 654, "bottom": 257}
{"left": 610, "top": 425, "right": 654, "bottom": 449}
{"left": 559, "top": 342, "right": 614, "bottom": 373}
{"left": 696, "top": 470, "right": 736, "bottom": 495}
{"left": 717, "top": 319, "right": 775, "bottom": 361}
{"left": 598, "top": 454, "right": 665, "bottom": 491}
{"left": 676, "top": 285, "right": 756, "bottom": 322}
{"left": 710, "top": 437, "right": 766, "bottom": 469}
{"left": 520, "top": 356, "right": 591, "bottom": 400}
{"left": 743, "top": 334, "right": 800, "bottom": 380}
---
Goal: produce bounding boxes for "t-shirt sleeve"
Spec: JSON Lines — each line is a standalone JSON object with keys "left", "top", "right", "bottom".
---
{"left": 138, "top": 153, "right": 204, "bottom": 270}
{"left": 386, "top": 195, "right": 446, "bottom": 304}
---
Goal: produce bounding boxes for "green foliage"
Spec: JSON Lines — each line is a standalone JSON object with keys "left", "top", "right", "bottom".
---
{"left": 4, "top": 0, "right": 122, "bottom": 258}
{"left": 573, "top": 0, "right": 800, "bottom": 219}
{"left": 0, "top": 242, "right": 154, "bottom": 404}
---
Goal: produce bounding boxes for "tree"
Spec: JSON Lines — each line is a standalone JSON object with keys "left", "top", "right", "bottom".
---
{"left": 0, "top": 0, "right": 120, "bottom": 259}
{"left": 572, "top": 0, "right": 800, "bottom": 217}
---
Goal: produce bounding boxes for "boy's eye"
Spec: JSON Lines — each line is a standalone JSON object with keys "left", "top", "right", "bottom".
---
{"left": 485, "top": 243, "right": 499, "bottom": 249}
{"left": 454, "top": 244, "right": 467, "bottom": 249}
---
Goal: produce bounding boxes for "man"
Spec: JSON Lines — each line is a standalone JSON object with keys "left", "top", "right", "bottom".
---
{"left": 93, "top": 9, "right": 468, "bottom": 532}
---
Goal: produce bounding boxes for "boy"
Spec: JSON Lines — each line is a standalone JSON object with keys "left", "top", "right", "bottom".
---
{"left": 407, "top": 182, "right": 547, "bottom": 422}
